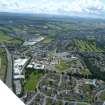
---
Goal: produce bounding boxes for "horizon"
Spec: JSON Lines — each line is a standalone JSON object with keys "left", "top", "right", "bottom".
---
{"left": 0, "top": 0, "right": 105, "bottom": 19}
{"left": 0, "top": 12, "right": 105, "bottom": 21}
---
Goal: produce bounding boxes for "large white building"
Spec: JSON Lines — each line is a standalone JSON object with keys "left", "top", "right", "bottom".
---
{"left": 13, "top": 58, "right": 29, "bottom": 95}
{"left": 27, "top": 62, "right": 45, "bottom": 70}
{"left": 23, "top": 37, "right": 44, "bottom": 46}
{"left": 14, "top": 80, "right": 22, "bottom": 95}
{"left": 14, "top": 75, "right": 25, "bottom": 80}
{"left": 14, "top": 58, "right": 28, "bottom": 75}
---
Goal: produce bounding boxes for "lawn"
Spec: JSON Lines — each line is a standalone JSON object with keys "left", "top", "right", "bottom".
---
{"left": 0, "top": 48, "right": 7, "bottom": 81}
{"left": 55, "top": 60, "right": 69, "bottom": 72}
{"left": 24, "top": 71, "right": 45, "bottom": 92}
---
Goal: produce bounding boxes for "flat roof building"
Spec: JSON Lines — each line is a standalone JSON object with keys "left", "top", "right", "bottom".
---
{"left": 14, "top": 75, "right": 25, "bottom": 80}
{"left": 14, "top": 80, "right": 22, "bottom": 96}
{"left": 27, "top": 62, "right": 45, "bottom": 70}
{"left": 14, "top": 58, "right": 28, "bottom": 75}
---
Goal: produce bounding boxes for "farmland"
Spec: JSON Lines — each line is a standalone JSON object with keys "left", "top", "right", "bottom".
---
{"left": 0, "top": 31, "right": 22, "bottom": 44}
{"left": 74, "top": 39, "right": 104, "bottom": 52}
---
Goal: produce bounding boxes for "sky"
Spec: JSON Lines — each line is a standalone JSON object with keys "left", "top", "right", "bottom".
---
{"left": 0, "top": 0, "right": 105, "bottom": 18}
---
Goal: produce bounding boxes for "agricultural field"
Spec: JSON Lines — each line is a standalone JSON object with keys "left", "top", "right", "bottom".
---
{"left": 74, "top": 39, "right": 104, "bottom": 52}
{"left": 0, "top": 31, "right": 12, "bottom": 42}
{"left": 0, "top": 31, "right": 22, "bottom": 44}
{"left": 0, "top": 48, "right": 7, "bottom": 81}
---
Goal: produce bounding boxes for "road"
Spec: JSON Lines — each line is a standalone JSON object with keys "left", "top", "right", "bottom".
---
{"left": 2, "top": 44, "right": 13, "bottom": 90}
{"left": 58, "top": 74, "right": 62, "bottom": 86}
{"left": 26, "top": 93, "right": 38, "bottom": 105}
{"left": 36, "top": 74, "right": 91, "bottom": 105}
{"left": 25, "top": 72, "right": 91, "bottom": 105}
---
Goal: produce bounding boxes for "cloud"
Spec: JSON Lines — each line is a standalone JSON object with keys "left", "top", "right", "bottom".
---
{"left": 0, "top": 0, "right": 105, "bottom": 17}
{"left": 77, "top": 0, "right": 105, "bottom": 14}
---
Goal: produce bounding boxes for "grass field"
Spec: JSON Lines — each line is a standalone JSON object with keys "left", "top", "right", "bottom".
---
{"left": 0, "top": 31, "right": 12, "bottom": 42}
{"left": 74, "top": 39, "right": 103, "bottom": 52}
{"left": 55, "top": 60, "right": 70, "bottom": 72}
{"left": 0, "top": 31, "right": 22, "bottom": 44}
{"left": 0, "top": 48, "right": 7, "bottom": 81}
{"left": 24, "top": 71, "right": 45, "bottom": 92}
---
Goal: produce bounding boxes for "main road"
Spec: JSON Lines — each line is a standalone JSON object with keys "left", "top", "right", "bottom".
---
{"left": 2, "top": 44, "right": 13, "bottom": 90}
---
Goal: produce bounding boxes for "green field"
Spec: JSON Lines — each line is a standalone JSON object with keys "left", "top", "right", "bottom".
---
{"left": 24, "top": 71, "right": 45, "bottom": 92}
{"left": 0, "top": 31, "right": 22, "bottom": 44}
{"left": 0, "top": 48, "right": 7, "bottom": 81}
{"left": 55, "top": 60, "right": 70, "bottom": 72}
{"left": 0, "top": 31, "right": 12, "bottom": 42}
{"left": 74, "top": 39, "right": 104, "bottom": 52}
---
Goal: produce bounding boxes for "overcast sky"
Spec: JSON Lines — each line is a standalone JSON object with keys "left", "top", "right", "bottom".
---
{"left": 0, "top": 0, "right": 105, "bottom": 18}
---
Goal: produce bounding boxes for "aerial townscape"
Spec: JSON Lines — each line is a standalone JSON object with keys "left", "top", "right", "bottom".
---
{"left": 1, "top": 12, "right": 105, "bottom": 105}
